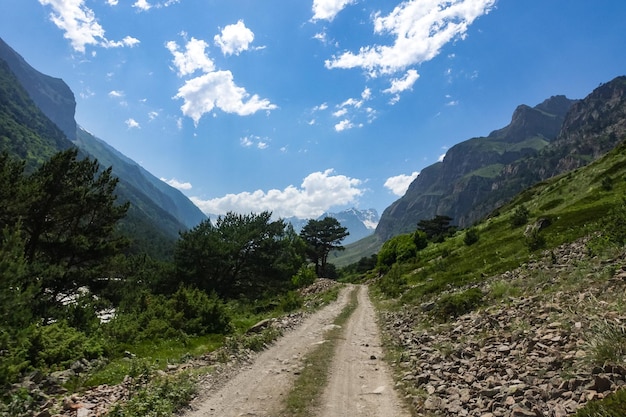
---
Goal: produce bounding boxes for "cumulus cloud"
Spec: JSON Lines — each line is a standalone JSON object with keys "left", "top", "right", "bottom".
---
{"left": 161, "top": 177, "right": 192, "bottom": 191}
{"left": 190, "top": 169, "right": 363, "bottom": 219}
{"left": 166, "top": 38, "right": 215, "bottom": 77}
{"left": 133, "top": 0, "right": 151, "bottom": 11}
{"left": 38, "top": 0, "right": 140, "bottom": 53}
{"left": 175, "top": 71, "right": 277, "bottom": 123}
{"left": 167, "top": 37, "right": 276, "bottom": 123}
{"left": 125, "top": 118, "right": 140, "bottom": 128}
{"left": 334, "top": 119, "right": 353, "bottom": 132}
{"left": 214, "top": 20, "right": 255, "bottom": 56}
{"left": 325, "top": 0, "right": 495, "bottom": 75}
{"left": 108, "top": 90, "right": 124, "bottom": 98}
{"left": 312, "top": 0, "right": 357, "bottom": 21}
{"left": 384, "top": 69, "right": 420, "bottom": 94}
{"left": 384, "top": 171, "right": 419, "bottom": 196}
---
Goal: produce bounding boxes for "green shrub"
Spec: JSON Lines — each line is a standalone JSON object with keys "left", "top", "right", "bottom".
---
{"left": 377, "top": 234, "right": 416, "bottom": 271}
{"left": 279, "top": 291, "right": 303, "bottom": 313}
{"left": 575, "top": 388, "right": 626, "bottom": 417}
{"left": 26, "top": 321, "right": 104, "bottom": 369}
{"left": 511, "top": 205, "right": 530, "bottom": 227}
{"left": 291, "top": 265, "right": 317, "bottom": 288}
{"left": 377, "top": 264, "right": 407, "bottom": 298}
{"left": 463, "top": 228, "right": 479, "bottom": 246}
{"left": 525, "top": 228, "right": 546, "bottom": 251}
{"left": 433, "top": 288, "right": 483, "bottom": 321}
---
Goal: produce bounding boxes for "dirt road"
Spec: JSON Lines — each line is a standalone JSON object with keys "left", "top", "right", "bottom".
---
{"left": 316, "top": 285, "right": 410, "bottom": 417}
{"left": 182, "top": 285, "right": 409, "bottom": 417}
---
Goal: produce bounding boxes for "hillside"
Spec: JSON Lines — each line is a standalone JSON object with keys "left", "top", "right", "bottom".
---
{"left": 0, "top": 37, "right": 207, "bottom": 255}
{"left": 370, "top": 132, "right": 626, "bottom": 415}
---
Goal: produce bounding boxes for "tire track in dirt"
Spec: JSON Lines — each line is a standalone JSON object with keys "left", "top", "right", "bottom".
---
{"left": 316, "top": 285, "right": 411, "bottom": 417}
{"left": 181, "top": 286, "right": 353, "bottom": 417}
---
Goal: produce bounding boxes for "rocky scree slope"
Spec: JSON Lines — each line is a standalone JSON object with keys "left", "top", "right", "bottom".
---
{"left": 381, "top": 238, "right": 626, "bottom": 416}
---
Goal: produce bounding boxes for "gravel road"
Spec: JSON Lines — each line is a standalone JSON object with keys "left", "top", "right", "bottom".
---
{"left": 181, "top": 285, "right": 409, "bottom": 417}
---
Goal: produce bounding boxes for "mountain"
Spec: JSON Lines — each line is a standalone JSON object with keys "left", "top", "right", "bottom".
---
{"left": 320, "top": 208, "right": 379, "bottom": 245}
{"left": 0, "top": 38, "right": 76, "bottom": 141}
{"left": 285, "top": 208, "right": 380, "bottom": 245}
{"left": 74, "top": 127, "right": 206, "bottom": 231}
{"left": 376, "top": 94, "right": 576, "bottom": 240}
{"left": 0, "top": 37, "right": 206, "bottom": 255}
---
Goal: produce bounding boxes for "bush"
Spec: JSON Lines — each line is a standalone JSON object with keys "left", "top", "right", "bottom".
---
{"left": 575, "top": 388, "right": 626, "bottom": 417}
{"left": 463, "top": 228, "right": 479, "bottom": 246}
{"left": 510, "top": 205, "right": 530, "bottom": 227}
{"left": 291, "top": 265, "right": 317, "bottom": 288}
{"left": 433, "top": 288, "right": 483, "bottom": 321}
{"left": 279, "top": 291, "right": 303, "bottom": 313}
{"left": 377, "top": 264, "right": 407, "bottom": 298}
{"left": 525, "top": 228, "right": 546, "bottom": 251}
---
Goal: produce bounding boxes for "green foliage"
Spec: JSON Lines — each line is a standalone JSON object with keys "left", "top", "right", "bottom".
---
{"left": 603, "top": 196, "right": 626, "bottom": 246}
{"left": 413, "top": 230, "right": 429, "bottom": 250}
{"left": 175, "top": 212, "right": 304, "bottom": 299}
{"left": 278, "top": 291, "right": 304, "bottom": 313}
{"left": 601, "top": 175, "right": 614, "bottom": 191}
{"left": 433, "top": 288, "right": 483, "bottom": 321}
{"left": 417, "top": 215, "right": 456, "bottom": 243}
{"left": 585, "top": 321, "right": 626, "bottom": 368}
{"left": 108, "top": 372, "right": 196, "bottom": 417}
{"left": 376, "top": 264, "right": 407, "bottom": 298}
{"left": 575, "top": 388, "right": 626, "bottom": 417}
{"left": 510, "top": 204, "right": 530, "bottom": 227}
{"left": 106, "top": 287, "right": 232, "bottom": 345}
{"left": 463, "top": 228, "right": 479, "bottom": 246}
{"left": 377, "top": 233, "right": 416, "bottom": 270}
{"left": 300, "top": 217, "right": 349, "bottom": 277}
{"left": 524, "top": 228, "right": 546, "bottom": 251}
{"left": 291, "top": 265, "right": 317, "bottom": 288}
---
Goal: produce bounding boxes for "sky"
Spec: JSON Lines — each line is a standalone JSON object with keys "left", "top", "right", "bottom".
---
{"left": 1, "top": 1, "right": 626, "bottom": 220}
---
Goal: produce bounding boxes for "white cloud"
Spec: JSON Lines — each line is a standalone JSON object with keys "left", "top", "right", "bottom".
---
{"left": 312, "top": 0, "right": 357, "bottom": 21}
{"left": 313, "top": 103, "right": 328, "bottom": 112}
{"left": 108, "top": 90, "right": 124, "bottom": 98}
{"left": 241, "top": 135, "right": 270, "bottom": 149}
{"left": 190, "top": 169, "right": 363, "bottom": 219}
{"left": 335, "top": 119, "right": 353, "bottom": 132}
{"left": 166, "top": 38, "right": 215, "bottom": 77}
{"left": 438, "top": 152, "right": 446, "bottom": 162}
{"left": 325, "top": 0, "right": 495, "bottom": 75}
{"left": 384, "top": 171, "right": 419, "bottom": 196}
{"left": 106, "top": 0, "right": 118, "bottom": 5}
{"left": 384, "top": 69, "right": 420, "bottom": 94}
{"left": 125, "top": 118, "right": 140, "bottom": 129}
{"left": 161, "top": 177, "right": 192, "bottom": 191}
{"left": 214, "top": 20, "right": 255, "bottom": 56}
{"left": 104, "top": 36, "right": 140, "bottom": 48}
{"left": 133, "top": 0, "right": 151, "bottom": 11}
{"left": 175, "top": 71, "right": 277, "bottom": 124}
{"left": 38, "top": 0, "right": 140, "bottom": 53}
{"left": 148, "top": 111, "right": 159, "bottom": 120}
{"left": 333, "top": 108, "right": 348, "bottom": 118}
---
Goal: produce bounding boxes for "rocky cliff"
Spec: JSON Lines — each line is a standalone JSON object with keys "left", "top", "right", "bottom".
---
{"left": 376, "top": 95, "right": 576, "bottom": 240}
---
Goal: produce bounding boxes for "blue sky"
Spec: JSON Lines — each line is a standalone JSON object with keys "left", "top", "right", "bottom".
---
{"left": 1, "top": 1, "right": 625, "bottom": 219}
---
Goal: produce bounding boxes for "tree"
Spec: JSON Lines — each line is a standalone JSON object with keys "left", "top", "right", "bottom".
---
{"left": 175, "top": 211, "right": 304, "bottom": 298}
{"left": 21, "top": 149, "right": 129, "bottom": 298}
{"left": 299, "top": 217, "right": 348, "bottom": 277}
{"left": 0, "top": 149, "right": 129, "bottom": 314}
{"left": 417, "top": 215, "right": 456, "bottom": 243}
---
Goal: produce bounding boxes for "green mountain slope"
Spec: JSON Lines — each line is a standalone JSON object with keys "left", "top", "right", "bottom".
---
{"left": 0, "top": 59, "right": 73, "bottom": 169}
{"left": 74, "top": 127, "right": 206, "bottom": 231}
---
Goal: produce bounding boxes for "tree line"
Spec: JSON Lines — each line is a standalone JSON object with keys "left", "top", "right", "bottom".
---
{"left": 0, "top": 148, "right": 349, "bottom": 390}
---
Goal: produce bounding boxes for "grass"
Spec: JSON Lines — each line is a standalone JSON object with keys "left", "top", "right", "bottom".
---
{"left": 281, "top": 287, "right": 359, "bottom": 417}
